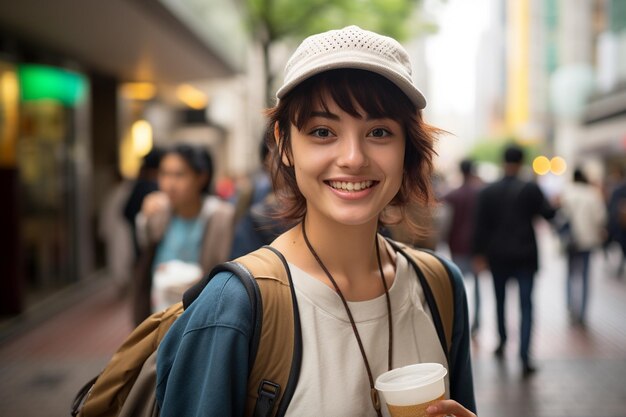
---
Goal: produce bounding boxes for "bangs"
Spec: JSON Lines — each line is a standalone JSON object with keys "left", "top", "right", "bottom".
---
{"left": 283, "top": 69, "right": 417, "bottom": 130}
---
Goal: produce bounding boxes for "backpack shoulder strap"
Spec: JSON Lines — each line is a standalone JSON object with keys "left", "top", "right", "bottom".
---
{"left": 385, "top": 238, "right": 455, "bottom": 360}
{"left": 183, "top": 246, "right": 300, "bottom": 417}
{"left": 234, "top": 246, "right": 302, "bottom": 417}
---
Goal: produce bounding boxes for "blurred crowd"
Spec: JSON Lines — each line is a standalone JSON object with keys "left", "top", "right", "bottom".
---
{"left": 99, "top": 140, "right": 625, "bottom": 375}
{"left": 433, "top": 144, "right": 621, "bottom": 376}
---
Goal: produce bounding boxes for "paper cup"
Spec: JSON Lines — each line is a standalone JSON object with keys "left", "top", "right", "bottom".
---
{"left": 375, "top": 363, "right": 447, "bottom": 417}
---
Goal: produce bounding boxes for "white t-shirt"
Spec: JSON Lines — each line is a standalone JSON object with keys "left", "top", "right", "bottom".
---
{"left": 285, "top": 249, "right": 449, "bottom": 417}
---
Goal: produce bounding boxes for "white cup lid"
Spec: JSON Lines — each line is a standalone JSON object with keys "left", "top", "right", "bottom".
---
{"left": 375, "top": 363, "right": 447, "bottom": 392}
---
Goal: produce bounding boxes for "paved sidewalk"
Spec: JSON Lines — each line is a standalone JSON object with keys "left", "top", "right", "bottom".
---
{"left": 0, "top": 284, "right": 133, "bottom": 417}
{"left": 469, "top": 225, "right": 626, "bottom": 417}
{"left": 0, "top": 226, "right": 625, "bottom": 416}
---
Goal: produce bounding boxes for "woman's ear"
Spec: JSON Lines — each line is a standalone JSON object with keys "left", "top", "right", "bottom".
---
{"left": 274, "top": 122, "right": 292, "bottom": 167}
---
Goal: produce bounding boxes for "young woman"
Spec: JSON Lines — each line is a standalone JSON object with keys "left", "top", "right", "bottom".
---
{"left": 133, "top": 144, "right": 234, "bottom": 322}
{"left": 156, "top": 26, "right": 476, "bottom": 417}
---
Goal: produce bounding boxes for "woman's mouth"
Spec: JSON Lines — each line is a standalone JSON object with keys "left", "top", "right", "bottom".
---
{"left": 326, "top": 180, "right": 376, "bottom": 192}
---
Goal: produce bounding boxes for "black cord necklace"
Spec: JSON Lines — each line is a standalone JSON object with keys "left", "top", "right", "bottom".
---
{"left": 301, "top": 221, "right": 393, "bottom": 417}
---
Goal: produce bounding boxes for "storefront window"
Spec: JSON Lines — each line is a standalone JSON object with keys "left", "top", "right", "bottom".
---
{"left": 1, "top": 63, "right": 89, "bottom": 307}
{"left": 18, "top": 100, "right": 76, "bottom": 298}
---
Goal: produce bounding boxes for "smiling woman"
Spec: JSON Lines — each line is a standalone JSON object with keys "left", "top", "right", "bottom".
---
{"left": 156, "top": 25, "right": 477, "bottom": 417}
{"left": 267, "top": 68, "right": 440, "bottom": 234}
{"left": 280, "top": 86, "right": 406, "bottom": 228}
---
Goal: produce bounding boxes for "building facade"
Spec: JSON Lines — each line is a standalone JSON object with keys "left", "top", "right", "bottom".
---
{"left": 0, "top": 0, "right": 252, "bottom": 315}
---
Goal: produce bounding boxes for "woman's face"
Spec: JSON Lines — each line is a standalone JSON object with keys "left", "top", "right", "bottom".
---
{"left": 288, "top": 96, "right": 405, "bottom": 227}
{"left": 158, "top": 154, "right": 206, "bottom": 210}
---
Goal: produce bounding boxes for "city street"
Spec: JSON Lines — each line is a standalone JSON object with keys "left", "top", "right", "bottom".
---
{"left": 470, "top": 223, "right": 626, "bottom": 417}
{"left": 1, "top": 225, "right": 625, "bottom": 416}
{"left": 1, "top": 1, "right": 624, "bottom": 416}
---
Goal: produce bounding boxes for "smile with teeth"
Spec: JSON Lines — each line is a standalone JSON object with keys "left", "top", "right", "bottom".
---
{"left": 327, "top": 180, "right": 375, "bottom": 192}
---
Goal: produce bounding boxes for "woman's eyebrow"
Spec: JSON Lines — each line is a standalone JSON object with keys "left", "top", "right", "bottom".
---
{"left": 310, "top": 111, "right": 340, "bottom": 120}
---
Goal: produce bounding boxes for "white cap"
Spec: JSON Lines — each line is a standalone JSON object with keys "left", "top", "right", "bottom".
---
{"left": 276, "top": 25, "right": 427, "bottom": 109}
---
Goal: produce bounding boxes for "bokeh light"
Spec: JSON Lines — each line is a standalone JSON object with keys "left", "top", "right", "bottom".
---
{"left": 131, "top": 119, "right": 153, "bottom": 157}
{"left": 550, "top": 156, "right": 567, "bottom": 175}
{"left": 532, "top": 156, "right": 551, "bottom": 175}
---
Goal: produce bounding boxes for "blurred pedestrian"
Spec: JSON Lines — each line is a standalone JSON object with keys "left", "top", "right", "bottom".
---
{"left": 600, "top": 166, "right": 623, "bottom": 259}
{"left": 229, "top": 141, "right": 289, "bottom": 259}
{"left": 133, "top": 144, "right": 235, "bottom": 324}
{"left": 473, "top": 144, "right": 556, "bottom": 376}
{"left": 98, "top": 171, "right": 134, "bottom": 295}
{"left": 607, "top": 169, "right": 626, "bottom": 278}
{"left": 559, "top": 168, "right": 607, "bottom": 326}
{"left": 443, "top": 159, "right": 482, "bottom": 335}
{"left": 228, "top": 140, "right": 274, "bottom": 226}
{"left": 229, "top": 192, "right": 290, "bottom": 259}
{"left": 123, "top": 147, "right": 163, "bottom": 259}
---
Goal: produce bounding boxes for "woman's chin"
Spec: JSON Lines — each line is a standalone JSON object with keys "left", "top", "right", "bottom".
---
{"left": 322, "top": 210, "right": 380, "bottom": 228}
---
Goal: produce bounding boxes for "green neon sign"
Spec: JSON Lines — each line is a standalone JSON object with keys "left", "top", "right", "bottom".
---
{"left": 18, "top": 64, "right": 87, "bottom": 106}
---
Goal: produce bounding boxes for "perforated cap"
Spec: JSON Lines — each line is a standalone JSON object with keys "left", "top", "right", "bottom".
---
{"left": 276, "top": 25, "right": 426, "bottom": 109}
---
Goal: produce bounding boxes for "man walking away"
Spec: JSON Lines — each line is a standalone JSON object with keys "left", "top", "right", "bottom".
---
{"left": 473, "top": 144, "right": 556, "bottom": 377}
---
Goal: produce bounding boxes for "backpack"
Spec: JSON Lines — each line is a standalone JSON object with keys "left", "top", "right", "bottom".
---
{"left": 71, "top": 238, "right": 455, "bottom": 417}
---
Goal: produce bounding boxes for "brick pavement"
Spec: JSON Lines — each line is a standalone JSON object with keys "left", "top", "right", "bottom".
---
{"left": 0, "top": 226, "right": 625, "bottom": 417}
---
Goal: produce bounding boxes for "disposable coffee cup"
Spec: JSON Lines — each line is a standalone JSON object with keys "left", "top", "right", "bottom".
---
{"left": 375, "top": 363, "right": 447, "bottom": 417}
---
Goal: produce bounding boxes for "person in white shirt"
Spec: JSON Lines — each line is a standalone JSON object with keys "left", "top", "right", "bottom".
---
{"left": 559, "top": 168, "right": 607, "bottom": 325}
{"left": 157, "top": 26, "right": 476, "bottom": 417}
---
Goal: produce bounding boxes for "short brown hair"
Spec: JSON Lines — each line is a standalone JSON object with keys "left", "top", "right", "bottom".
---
{"left": 266, "top": 69, "right": 440, "bottom": 237}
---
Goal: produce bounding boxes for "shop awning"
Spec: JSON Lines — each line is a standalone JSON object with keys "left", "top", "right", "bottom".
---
{"left": 0, "top": 0, "right": 246, "bottom": 82}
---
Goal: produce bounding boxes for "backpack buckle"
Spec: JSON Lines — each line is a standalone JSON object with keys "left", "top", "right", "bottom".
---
{"left": 257, "top": 380, "right": 281, "bottom": 400}
{"left": 253, "top": 380, "right": 281, "bottom": 417}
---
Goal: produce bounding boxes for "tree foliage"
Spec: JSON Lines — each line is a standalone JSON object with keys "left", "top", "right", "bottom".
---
{"left": 241, "top": 0, "right": 437, "bottom": 103}
{"left": 469, "top": 137, "right": 543, "bottom": 165}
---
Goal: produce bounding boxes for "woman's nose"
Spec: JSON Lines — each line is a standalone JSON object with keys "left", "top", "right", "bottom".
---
{"left": 336, "top": 134, "right": 368, "bottom": 169}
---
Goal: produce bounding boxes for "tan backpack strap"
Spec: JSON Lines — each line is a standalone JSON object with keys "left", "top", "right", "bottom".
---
{"left": 412, "top": 250, "right": 454, "bottom": 353}
{"left": 385, "top": 238, "right": 455, "bottom": 357}
{"left": 235, "top": 246, "right": 301, "bottom": 417}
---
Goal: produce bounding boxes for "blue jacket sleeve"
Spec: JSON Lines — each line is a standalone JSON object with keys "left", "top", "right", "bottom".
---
{"left": 440, "top": 257, "right": 477, "bottom": 413}
{"left": 156, "top": 272, "right": 253, "bottom": 417}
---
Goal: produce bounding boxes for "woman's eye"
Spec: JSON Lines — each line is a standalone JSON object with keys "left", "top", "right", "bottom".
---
{"left": 369, "top": 128, "right": 391, "bottom": 138}
{"left": 311, "top": 128, "right": 333, "bottom": 138}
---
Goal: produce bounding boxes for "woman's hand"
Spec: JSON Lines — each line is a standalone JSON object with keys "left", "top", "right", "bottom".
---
{"left": 141, "top": 191, "right": 169, "bottom": 218}
{"left": 426, "top": 399, "right": 476, "bottom": 417}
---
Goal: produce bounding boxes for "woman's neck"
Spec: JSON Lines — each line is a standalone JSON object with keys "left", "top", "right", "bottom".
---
{"left": 274, "top": 209, "right": 395, "bottom": 301}
{"left": 174, "top": 197, "right": 203, "bottom": 219}
{"left": 302, "top": 213, "right": 380, "bottom": 277}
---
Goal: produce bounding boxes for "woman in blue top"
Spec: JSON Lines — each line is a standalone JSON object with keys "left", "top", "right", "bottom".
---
{"left": 157, "top": 26, "right": 476, "bottom": 417}
{"left": 134, "top": 144, "right": 234, "bottom": 322}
